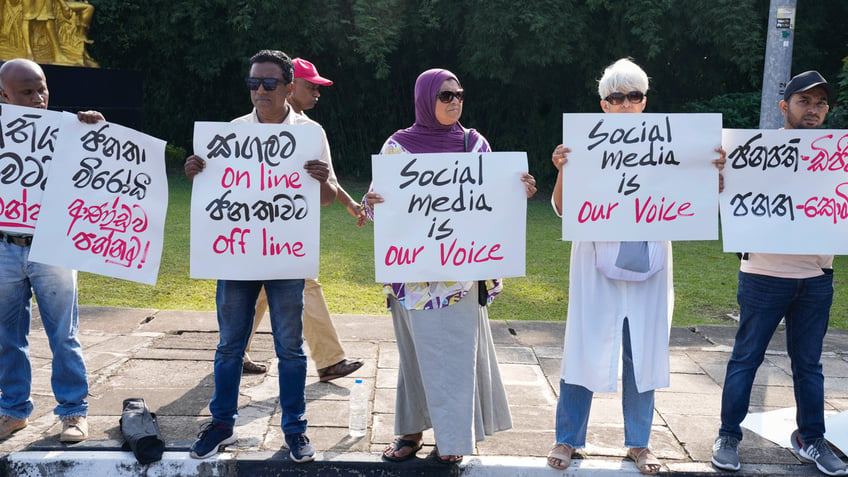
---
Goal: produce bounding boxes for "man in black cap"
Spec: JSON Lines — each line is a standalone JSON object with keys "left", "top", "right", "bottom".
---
{"left": 712, "top": 71, "right": 847, "bottom": 476}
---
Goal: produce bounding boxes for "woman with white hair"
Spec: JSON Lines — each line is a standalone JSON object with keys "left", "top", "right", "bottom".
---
{"left": 547, "top": 58, "right": 669, "bottom": 475}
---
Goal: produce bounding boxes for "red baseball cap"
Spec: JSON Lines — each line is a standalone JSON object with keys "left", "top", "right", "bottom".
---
{"left": 292, "top": 58, "right": 333, "bottom": 86}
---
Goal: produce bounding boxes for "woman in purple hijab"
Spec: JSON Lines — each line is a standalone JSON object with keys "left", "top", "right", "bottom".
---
{"left": 363, "top": 68, "right": 537, "bottom": 464}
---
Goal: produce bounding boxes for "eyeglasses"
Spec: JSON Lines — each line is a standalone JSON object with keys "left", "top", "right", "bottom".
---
{"left": 604, "top": 91, "right": 645, "bottom": 105}
{"left": 245, "top": 77, "right": 287, "bottom": 91}
{"left": 437, "top": 89, "right": 465, "bottom": 103}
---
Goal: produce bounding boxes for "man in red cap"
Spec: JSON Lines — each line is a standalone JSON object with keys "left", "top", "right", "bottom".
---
{"left": 243, "top": 58, "right": 364, "bottom": 383}
{"left": 290, "top": 58, "right": 333, "bottom": 113}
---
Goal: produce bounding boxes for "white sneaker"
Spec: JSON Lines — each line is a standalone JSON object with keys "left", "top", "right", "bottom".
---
{"left": 60, "top": 415, "right": 89, "bottom": 442}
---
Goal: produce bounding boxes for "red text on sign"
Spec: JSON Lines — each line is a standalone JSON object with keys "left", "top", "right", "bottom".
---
{"left": 634, "top": 196, "right": 693, "bottom": 223}
{"left": 0, "top": 188, "right": 39, "bottom": 229}
{"left": 577, "top": 201, "right": 619, "bottom": 223}
{"left": 261, "top": 228, "right": 304, "bottom": 256}
{"left": 440, "top": 239, "right": 503, "bottom": 266}
{"left": 385, "top": 245, "right": 425, "bottom": 266}
{"left": 213, "top": 227, "right": 249, "bottom": 255}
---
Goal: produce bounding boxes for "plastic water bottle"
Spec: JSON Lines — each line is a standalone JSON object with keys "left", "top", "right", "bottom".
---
{"left": 349, "top": 378, "right": 368, "bottom": 437}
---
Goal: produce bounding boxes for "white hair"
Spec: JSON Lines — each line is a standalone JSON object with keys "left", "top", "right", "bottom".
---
{"left": 597, "top": 58, "right": 649, "bottom": 99}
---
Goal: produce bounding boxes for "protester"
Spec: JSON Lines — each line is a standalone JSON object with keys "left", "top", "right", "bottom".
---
{"left": 363, "top": 68, "right": 537, "bottom": 463}
{"left": 711, "top": 70, "right": 848, "bottom": 477}
{"left": 244, "top": 57, "right": 363, "bottom": 382}
{"left": 0, "top": 58, "right": 104, "bottom": 443}
{"left": 547, "top": 57, "right": 722, "bottom": 474}
{"left": 183, "top": 49, "right": 338, "bottom": 463}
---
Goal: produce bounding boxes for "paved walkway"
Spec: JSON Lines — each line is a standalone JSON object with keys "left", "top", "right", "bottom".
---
{"left": 1, "top": 306, "right": 847, "bottom": 476}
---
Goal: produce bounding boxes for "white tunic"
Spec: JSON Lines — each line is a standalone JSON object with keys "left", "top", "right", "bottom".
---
{"left": 560, "top": 240, "right": 673, "bottom": 393}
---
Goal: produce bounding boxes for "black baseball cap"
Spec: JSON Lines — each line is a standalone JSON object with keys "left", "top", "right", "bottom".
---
{"left": 784, "top": 70, "right": 836, "bottom": 102}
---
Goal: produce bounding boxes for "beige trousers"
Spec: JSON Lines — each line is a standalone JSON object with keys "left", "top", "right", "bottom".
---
{"left": 245, "top": 278, "right": 345, "bottom": 370}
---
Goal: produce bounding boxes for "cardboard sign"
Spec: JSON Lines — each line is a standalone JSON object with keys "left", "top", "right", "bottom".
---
{"left": 0, "top": 104, "right": 62, "bottom": 233}
{"left": 721, "top": 128, "right": 848, "bottom": 254}
{"left": 29, "top": 114, "right": 168, "bottom": 285}
{"left": 190, "top": 121, "right": 322, "bottom": 280}
{"left": 561, "top": 113, "right": 721, "bottom": 241}
{"left": 371, "top": 152, "right": 527, "bottom": 282}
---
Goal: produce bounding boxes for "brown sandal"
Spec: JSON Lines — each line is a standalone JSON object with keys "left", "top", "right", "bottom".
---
{"left": 627, "top": 447, "right": 661, "bottom": 475}
{"left": 242, "top": 360, "right": 267, "bottom": 374}
{"left": 547, "top": 443, "right": 574, "bottom": 470}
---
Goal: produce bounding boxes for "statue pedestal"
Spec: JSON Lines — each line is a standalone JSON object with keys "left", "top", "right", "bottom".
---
{"left": 42, "top": 64, "right": 143, "bottom": 130}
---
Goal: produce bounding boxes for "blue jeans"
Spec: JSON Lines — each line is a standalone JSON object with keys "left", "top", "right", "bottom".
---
{"left": 720, "top": 271, "right": 832, "bottom": 443}
{"left": 556, "top": 319, "right": 655, "bottom": 448}
{"left": 209, "top": 279, "right": 307, "bottom": 435}
{"left": 0, "top": 241, "right": 88, "bottom": 419}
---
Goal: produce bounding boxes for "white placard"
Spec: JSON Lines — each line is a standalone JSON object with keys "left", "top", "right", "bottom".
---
{"left": 28, "top": 114, "right": 167, "bottom": 285}
{"left": 562, "top": 113, "right": 721, "bottom": 241}
{"left": 721, "top": 129, "right": 848, "bottom": 254}
{"left": 190, "top": 121, "right": 322, "bottom": 280}
{"left": 371, "top": 152, "right": 527, "bottom": 283}
{"left": 0, "top": 104, "right": 62, "bottom": 233}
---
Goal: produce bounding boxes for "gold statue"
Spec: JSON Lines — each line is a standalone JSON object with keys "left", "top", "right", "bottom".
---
{"left": 0, "top": 0, "right": 98, "bottom": 67}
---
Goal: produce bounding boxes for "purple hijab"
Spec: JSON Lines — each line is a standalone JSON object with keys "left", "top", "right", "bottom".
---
{"left": 390, "top": 68, "right": 482, "bottom": 153}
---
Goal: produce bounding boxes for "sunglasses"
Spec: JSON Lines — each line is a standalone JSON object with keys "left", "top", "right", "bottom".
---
{"left": 245, "top": 77, "right": 287, "bottom": 91}
{"left": 437, "top": 89, "right": 465, "bottom": 103}
{"left": 604, "top": 91, "right": 645, "bottom": 105}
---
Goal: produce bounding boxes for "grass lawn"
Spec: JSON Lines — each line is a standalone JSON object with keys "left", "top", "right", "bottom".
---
{"left": 79, "top": 175, "right": 848, "bottom": 329}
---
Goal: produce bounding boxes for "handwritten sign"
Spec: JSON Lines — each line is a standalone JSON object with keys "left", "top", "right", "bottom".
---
{"left": 371, "top": 152, "right": 527, "bottom": 283}
{"left": 720, "top": 128, "right": 848, "bottom": 254}
{"left": 562, "top": 113, "right": 721, "bottom": 241}
{"left": 28, "top": 113, "right": 168, "bottom": 285}
{"left": 190, "top": 122, "right": 322, "bottom": 280}
{"left": 0, "top": 103, "right": 62, "bottom": 233}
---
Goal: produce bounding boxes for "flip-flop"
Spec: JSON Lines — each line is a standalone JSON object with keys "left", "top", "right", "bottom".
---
{"left": 547, "top": 443, "right": 574, "bottom": 470}
{"left": 382, "top": 437, "right": 422, "bottom": 462}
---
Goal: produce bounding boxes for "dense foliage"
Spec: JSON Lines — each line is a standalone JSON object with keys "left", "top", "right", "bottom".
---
{"left": 87, "top": 0, "right": 848, "bottom": 187}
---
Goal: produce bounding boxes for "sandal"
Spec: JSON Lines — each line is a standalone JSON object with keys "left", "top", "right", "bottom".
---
{"left": 242, "top": 360, "right": 267, "bottom": 374}
{"left": 547, "top": 443, "right": 574, "bottom": 470}
{"left": 433, "top": 446, "right": 463, "bottom": 465}
{"left": 627, "top": 447, "right": 661, "bottom": 475}
{"left": 382, "top": 436, "right": 422, "bottom": 462}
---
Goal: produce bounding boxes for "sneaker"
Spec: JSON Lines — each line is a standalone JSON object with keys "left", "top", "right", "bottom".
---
{"left": 60, "top": 415, "right": 88, "bottom": 442}
{"left": 799, "top": 438, "right": 848, "bottom": 476}
{"left": 189, "top": 422, "right": 237, "bottom": 459}
{"left": 285, "top": 433, "right": 315, "bottom": 463}
{"left": 0, "top": 415, "right": 28, "bottom": 440}
{"left": 712, "top": 435, "right": 741, "bottom": 471}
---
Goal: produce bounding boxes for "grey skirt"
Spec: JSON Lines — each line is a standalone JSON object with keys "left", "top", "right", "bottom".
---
{"left": 389, "top": 291, "right": 512, "bottom": 455}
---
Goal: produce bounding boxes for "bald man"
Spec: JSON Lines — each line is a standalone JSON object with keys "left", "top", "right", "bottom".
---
{"left": 0, "top": 58, "right": 103, "bottom": 443}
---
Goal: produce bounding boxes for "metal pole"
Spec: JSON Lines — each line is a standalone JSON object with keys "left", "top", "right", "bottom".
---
{"left": 759, "top": 0, "right": 797, "bottom": 129}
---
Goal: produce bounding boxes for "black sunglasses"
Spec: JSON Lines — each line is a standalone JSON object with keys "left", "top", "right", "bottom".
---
{"left": 604, "top": 91, "right": 645, "bottom": 105}
{"left": 245, "top": 77, "right": 287, "bottom": 91}
{"left": 437, "top": 89, "right": 465, "bottom": 103}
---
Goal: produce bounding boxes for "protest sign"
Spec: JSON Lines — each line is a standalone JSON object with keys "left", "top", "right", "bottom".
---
{"left": 190, "top": 122, "right": 322, "bottom": 280}
{"left": 561, "top": 113, "right": 721, "bottom": 241}
{"left": 28, "top": 113, "right": 168, "bottom": 285}
{"left": 371, "top": 152, "right": 527, "bottom": 283}
{"left": 721, "top": 128, "right": 848, "bottom": 254}
{"left": 0, "top": 103, "right": 61, "bottom": 233}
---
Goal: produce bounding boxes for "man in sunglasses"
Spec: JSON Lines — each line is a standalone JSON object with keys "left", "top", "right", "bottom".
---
{"left": 242, "top": 57, "right": 364, "bottom": 383}
{"left": 184, "top": 49, "right": 338, "bottom": 463}
{"left": 712, "top": 71, "right": 847, "bottom": 476}
{"left": 0, "top": 58, "right": 105, "bottom": 444}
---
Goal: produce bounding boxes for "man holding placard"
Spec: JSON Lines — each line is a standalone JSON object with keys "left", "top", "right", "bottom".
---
{"left": 243, "top": 57, "right": 364, "bottom": 382}
{"left": 184, "top": 50, "right": 337, "bottom": 463}
{"left": 712, "top": 71, "right": 848, "bottom": 476}
{"left": 0, "top": 58, "right": 104, "bottom": 443}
